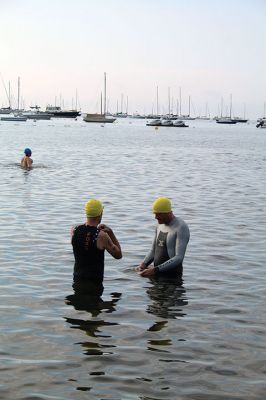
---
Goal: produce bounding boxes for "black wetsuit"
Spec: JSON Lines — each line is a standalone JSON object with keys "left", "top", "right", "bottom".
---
{"left": 72, "top": 225, "right": 104, "bottom": 283}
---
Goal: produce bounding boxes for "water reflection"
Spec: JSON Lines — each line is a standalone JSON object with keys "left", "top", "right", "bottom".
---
{"left": 145, "top": 277, "right": 188, "bottom": 319}
{"left": 65, "top": 280, "right": 122, "bottom": 316}
{"left": 65, "top": 280, "right": 121, "bottom": 355}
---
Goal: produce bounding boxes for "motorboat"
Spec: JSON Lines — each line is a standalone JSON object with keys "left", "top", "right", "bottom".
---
{"left": 46, "top": 105, "right": 81, "bottom": 118}
{"left": 112, "top": 112, "right": 128, "bottom": 118}
{"left": 0, "top": 107, "right": 12, "bottom": 114}
{"left": 161, "top": 119, "right": 173, "bottom": 126}
{"left": 256, "top": 120, "right": 266, "bottom": 128}
{"left": 173, "top": 120, "right": 189, "bottom": 127}
{"left": 146, "top": 119, "right": 161, "bottom": 126}
{"left": 131, "top": 113, "right": 146, "bottom": 119}
{"left": 22, "top": 106, "right": 52, "bottom": 120}
{"left": 231, "top": 117, "right": 248, "bottom": 123}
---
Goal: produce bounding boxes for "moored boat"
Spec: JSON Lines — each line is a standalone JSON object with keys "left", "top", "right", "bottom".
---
{"left": 83, "top": 72, "right": 116, "bottom": 124}
{"left": 0, "top": 106, "right": 12, "bottom": 114}
{"left": 146, "top": 119, "right": 161, "bottom": 126}
{"left": 216, "top": 118, "right": 237, "bottom": 124}
{"left": 22, "top": 106, "right": 52, "bottom": 120}
{"left": 173, "top": 119, "right": 189, "bottom": 127}
{"left": 83, "top": 113, "right": 116, "bottom": 123}
{"left": 256, "top": 120, "right": 266, "bottom": 128}
{"left": 161, "top": 119, "right": 173, "bottom": 126}
{"left": 1, "top": 115, "right": 27, "bottom": 121}
{"left": 231, "top": 117, "right": 248, "bottom": 123}
{"left": 46, "top": 106, "right": 81, "bottom": 118}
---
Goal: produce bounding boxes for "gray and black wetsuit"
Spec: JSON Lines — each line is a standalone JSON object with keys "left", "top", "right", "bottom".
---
{"left": 143, "top": 216, "right": 190, "bottom": 276}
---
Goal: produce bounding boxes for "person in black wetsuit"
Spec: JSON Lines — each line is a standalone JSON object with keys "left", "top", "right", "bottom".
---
{"left": 71, "top": 199, "right": 122, "bottom": 283}
{"left": 137, "top": 197, "right": 190, "bottom": 278}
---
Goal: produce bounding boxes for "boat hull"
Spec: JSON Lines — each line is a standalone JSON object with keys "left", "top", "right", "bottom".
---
{"left": 83, "top": 114, "right": 116, "bottom": 123}
{"left": 49, "top": 111, "right": 81, "bottom": 118}
{"left": 1, "top": 116, "right": 27, "bottom": 121}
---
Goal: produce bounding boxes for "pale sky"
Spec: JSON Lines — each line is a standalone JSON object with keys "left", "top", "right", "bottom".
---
{"left": 1, "top": 0, "right": 266, "bottom": 118}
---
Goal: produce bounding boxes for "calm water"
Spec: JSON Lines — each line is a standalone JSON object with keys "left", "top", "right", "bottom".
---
{"left": 0, "top": 118, "right": 265, "bottom": 399}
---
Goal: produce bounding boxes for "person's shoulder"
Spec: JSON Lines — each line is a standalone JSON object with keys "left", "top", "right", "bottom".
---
{"left": 72, "top": 224, "right": 84, "bottom": 233}
{"left": 173, "top": 216, "right": 189, "bottom": 229}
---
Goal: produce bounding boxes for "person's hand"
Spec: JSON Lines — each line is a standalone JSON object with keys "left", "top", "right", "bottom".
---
{"left": 135, "top": 262, "right": 146, "bottom": 272}
{"left": 98, "top": 224, "right": 112, "bottom": 235}
{"left": 140, "top": 266, "right": 155, "bottom": 277}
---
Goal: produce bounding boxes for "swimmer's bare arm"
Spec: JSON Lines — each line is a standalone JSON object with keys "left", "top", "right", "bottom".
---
{"left": 98, "top": 229, "right": 122, "bottom": 259}
{"left": 98, "top": 224, "right": 122, "bottom": 253}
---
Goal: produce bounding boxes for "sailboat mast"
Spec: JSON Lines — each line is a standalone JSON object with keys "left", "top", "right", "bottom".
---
{"left": 104, "top": 72, "right": 106, "bottom": 115}
{"left": 229, "top": 93, "right": 232, "bottom": 118}
{"left": 168, "top": 87, "right": 170, "bottom": 115}
{"left": 121, "top": 93, "right": 123, "bottom": 113}
{"left": 179, "top": 87, "right": 182, "bottom": 116}
{"left": 8, "top": 81, "right": 11, "bottom": 108}
{"left": 17, "top": 76, "right": 20, "bottom": 111}
{"left": 156, "top": 86, "right": 159, "bottom": 115}
{"left": 100, "top": 92, "right": 103, "bottom": 115}
{"left": 188, "top": 95, "right": 191, "bottom": 116}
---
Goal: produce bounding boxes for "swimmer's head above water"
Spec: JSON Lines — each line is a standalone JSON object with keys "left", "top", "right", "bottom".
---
{"left": 152, "top": 197, "right": 174, "bottom": 224}
{"left": 152, "top": 197, "right": 172, "bottom": 213}
{"left": 85, "top": 199, "right": 104, "bottom": 218}
{"left": 24, "top": 148, "right": 32, "bottom": 157}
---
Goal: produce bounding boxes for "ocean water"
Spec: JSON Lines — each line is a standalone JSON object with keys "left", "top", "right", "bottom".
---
{"left": 0, "top": 117, "right": 265, "bottom": 400}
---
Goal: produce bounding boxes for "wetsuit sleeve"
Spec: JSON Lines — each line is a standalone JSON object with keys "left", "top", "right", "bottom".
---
{"left": 155, "top": 224, "right": 190, "bottom": 274}
{"left": 142, "top": 228, "right": 157, "bottom": 267}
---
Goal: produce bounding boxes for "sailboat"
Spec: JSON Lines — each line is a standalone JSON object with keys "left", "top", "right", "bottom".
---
{"left": 1, "top": 77, "right": 27, "bottom": 122}
{"left": 216, "top": 94, "right": 236, "bottom": 124}
{"left": 83, "top": 73, "right": 116, "bottom": 123}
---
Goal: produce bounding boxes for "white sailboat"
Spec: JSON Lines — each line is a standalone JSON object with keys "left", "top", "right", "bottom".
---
{"left": 83, "top": 73, "right": 116, "bottom": 123}
{"left": 1, "top": 77, "right": 27, "bottom": 122}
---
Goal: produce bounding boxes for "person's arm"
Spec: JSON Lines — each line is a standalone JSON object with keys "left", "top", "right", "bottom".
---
{"left": 136, "top": 229, "right": 157, "bottom": 271}
{"left": 98, "top": 230, "right": 122, "bottom": 259}
{"left": 98, "top": 224, "right": 122, "bottom": 255}
{"left": 154, "top": 225, "right": 190, "bottom": 274}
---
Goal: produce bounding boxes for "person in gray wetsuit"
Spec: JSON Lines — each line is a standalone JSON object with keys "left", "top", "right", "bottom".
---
{"left": 137, "top": 197, "right": 190, "bottom": 278}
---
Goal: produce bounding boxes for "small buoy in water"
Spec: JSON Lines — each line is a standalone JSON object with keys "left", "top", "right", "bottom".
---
{"left": 155, "top": 126, "right": 159, "bottom": 130}
{"left": 33, "top": 119, "right": 37, "bottom": 122}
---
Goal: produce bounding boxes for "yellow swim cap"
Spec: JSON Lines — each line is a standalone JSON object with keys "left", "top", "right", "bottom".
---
{"left": 152, "top": 197, "right": 172, "bottom": 213}
{"left": 85, "top": 199, "right": 103, "bottom": 217}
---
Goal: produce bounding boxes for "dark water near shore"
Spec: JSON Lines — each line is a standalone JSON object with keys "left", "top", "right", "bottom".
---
{"left": 0, "top": 118, "right": 265, "bottom": 399}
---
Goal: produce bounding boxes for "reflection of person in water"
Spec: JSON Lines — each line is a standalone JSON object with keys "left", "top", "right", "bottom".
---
{"left": 65, "top": 280, "right": 121, "bottom": 316}
{"left": 65, "top": 282, "right": 122, "bottom": 350}
{"left": 145, "top": 276, "right": 188, "bottom": 319}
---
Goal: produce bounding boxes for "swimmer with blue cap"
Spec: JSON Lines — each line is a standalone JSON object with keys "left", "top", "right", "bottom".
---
{"left": 21, "top": 148, "right": 33, "bottom": 168}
